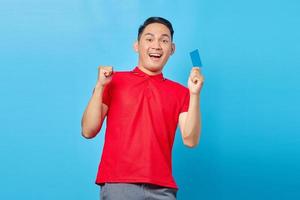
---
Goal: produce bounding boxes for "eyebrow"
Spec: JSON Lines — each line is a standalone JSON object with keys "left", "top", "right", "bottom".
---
{"left": 161, "top": 34, "right": 170, "bottom": 39}
{"left": 144, "top": 33, "right": 154, "bottom": 37}
{"left": 144, "top": 33, "right": 170, "bottom": 39}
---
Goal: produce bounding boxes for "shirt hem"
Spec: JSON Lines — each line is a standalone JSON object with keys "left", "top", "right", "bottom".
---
{"left": 95, "top": 177, "right": 178, "bottom": 190}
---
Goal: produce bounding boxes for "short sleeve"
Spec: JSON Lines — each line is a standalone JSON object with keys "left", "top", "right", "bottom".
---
{"left": 180, "top": 90, "right": 190, "bottom": 113}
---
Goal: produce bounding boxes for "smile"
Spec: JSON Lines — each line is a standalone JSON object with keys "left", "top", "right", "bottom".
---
{"left": 149, "top": 53, "right": 162, "bottom": 58}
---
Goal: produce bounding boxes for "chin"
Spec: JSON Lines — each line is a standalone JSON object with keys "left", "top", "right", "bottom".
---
{"left": 148, "top": 65, "right": 163, "bottom": 72}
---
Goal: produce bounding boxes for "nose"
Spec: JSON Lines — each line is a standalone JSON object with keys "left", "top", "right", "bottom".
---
{"left": 151, "top": 39, "right": 162, "bottom": 50}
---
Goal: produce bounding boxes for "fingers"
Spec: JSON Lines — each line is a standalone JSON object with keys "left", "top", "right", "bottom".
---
{"left": 190, "top": 67, "right": 204, "bottom": 84}
{"left": 191, "top": 76, "right": 200, "bottom": 84}
{"left": 104, "top": 70, "right": 113, "bottom": 77}
{"left": 98, "top": 66, "right": 113, "bottom": 77}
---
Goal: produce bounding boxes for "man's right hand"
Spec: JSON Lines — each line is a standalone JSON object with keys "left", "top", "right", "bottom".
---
{"left": 81, "top": 66, "right": 112, "bottom": 138}
{"left": 97, "top": 66, "right": 113, "bottom": 86}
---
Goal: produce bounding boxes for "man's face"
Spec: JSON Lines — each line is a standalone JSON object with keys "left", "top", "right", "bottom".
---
{"left": 134, "top": 23, "right": 175, "bottom": 74}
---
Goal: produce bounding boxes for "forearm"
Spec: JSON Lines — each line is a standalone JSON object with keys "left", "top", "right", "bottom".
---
{"left": 182, "top": 94, "right": 202, "bottom": 146}
{"left": 81, "top": 84, "right": 105, "bottom": 138}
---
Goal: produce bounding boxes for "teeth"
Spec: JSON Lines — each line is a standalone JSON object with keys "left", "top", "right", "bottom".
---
{"left": 149, "top": 53, "right": 161, "bottom": 57}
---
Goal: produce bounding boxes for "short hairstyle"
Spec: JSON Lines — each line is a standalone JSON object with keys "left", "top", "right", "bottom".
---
{"left": 138, "top": 17, "right": 174, "bottom": 41}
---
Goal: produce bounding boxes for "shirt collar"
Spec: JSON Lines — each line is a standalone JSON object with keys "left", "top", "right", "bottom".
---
{"left": 132, "top": 66, "right": 165, "bottom": 81}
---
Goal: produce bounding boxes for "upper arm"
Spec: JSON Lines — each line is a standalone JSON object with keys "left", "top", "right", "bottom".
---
{"left": 178, "top": 111, "right": 188, "bottom": 137}
{"left": 101, "top": 103, "right": 109, "bottom": 121}
{"left": 93, "top": 103, "right": 108, "bottom": 137}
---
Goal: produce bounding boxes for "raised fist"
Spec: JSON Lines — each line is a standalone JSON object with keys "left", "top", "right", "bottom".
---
{"left": 97, "top": 66, "right": 113, "bottom": 86}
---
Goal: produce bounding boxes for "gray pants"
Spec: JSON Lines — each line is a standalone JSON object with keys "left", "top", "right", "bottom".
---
{"left": 100, "top": 183, "right": 177, "bottom": 200}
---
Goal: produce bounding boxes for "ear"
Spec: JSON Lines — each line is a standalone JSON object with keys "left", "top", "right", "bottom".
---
{"left": 170, "top": 43, "right": 176, "bottom": 55}
{"left": 133, "top": 40, "right": 139, "bottom": 53}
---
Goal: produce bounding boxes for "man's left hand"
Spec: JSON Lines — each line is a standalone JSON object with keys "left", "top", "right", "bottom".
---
{"left": 188, "top": 67, "right": 204, "bottom": 95}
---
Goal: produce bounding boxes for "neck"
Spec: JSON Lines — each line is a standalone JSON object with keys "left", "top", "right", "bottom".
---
{"left": 137, "top": 65, "right": 162, "bottom": 75}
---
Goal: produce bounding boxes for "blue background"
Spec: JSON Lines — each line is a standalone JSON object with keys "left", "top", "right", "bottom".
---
{"left": 1, "top": 0, "right": 299, "bottom": 199}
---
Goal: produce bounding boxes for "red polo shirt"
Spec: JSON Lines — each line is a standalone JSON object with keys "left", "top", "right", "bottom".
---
{"left": 96, "top": 67, "right": 190, "bottom": 189}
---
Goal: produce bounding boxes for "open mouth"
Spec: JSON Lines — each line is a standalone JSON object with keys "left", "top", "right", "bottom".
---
{"left": 149, "top": 53, "right": 162, "bottom": 60}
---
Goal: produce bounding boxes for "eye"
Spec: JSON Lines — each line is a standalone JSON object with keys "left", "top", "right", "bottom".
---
{"left": 146, "top": 38, "right": 153, "bottom": 42}
{"left": 162, "top": 39, "right": 169, "bottom": 44}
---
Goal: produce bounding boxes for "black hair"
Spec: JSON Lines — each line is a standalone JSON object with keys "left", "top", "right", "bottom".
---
{"left": 138, "top": 17, "right": 174, "bottom": 41}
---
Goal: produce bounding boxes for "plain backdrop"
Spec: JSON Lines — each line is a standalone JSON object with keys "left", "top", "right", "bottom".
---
{"left": 0, "top": 0, "right": 299, "bottom": 199}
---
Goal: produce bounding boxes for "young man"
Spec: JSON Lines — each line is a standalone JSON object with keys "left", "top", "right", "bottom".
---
{"left": 81, "top": 17, "right": 204, "bottom": 200}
